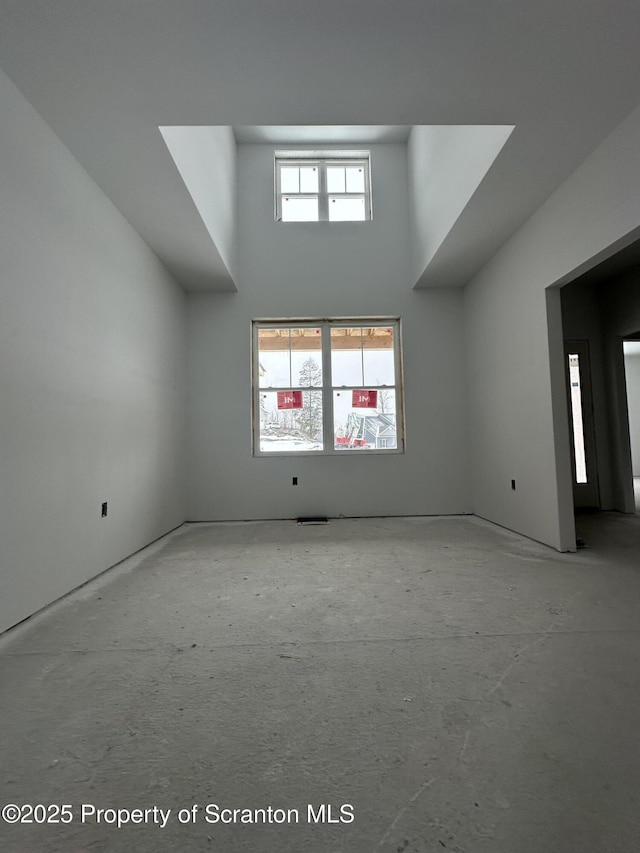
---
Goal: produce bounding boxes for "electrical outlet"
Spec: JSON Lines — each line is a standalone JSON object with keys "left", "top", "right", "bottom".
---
{"left": 292, "top": 477, "right": 298, "bottom": 486}
{"left": 511, "top": 480, "right": 516, "bottom": 491}
{"left": 101, "top": 502, "right": 108, "bottom": 517}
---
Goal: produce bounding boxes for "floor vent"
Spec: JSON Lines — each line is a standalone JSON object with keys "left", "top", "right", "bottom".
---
{"left": 297, "top": 516, "right": 329, "bottom": 525}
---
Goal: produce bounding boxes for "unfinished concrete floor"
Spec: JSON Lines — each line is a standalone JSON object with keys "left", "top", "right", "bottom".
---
{"left": 1, "top": 514, "right": 640, "bottom": 853}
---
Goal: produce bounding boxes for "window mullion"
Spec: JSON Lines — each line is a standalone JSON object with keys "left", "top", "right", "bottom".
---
{"left": 275, "top": 162, "right": 282, "bottom": 220}
{"left": 321, "top": 324, "right": 333, "bottom": 451}
{"left": 319, "top": 163, "right": 329, "bottom": 221}
{"left": 364, "top": 158, "right": 372, "bottom": 218}
{"left": 394, "top": 322, "right": 404, "bottom": 449}
{"left": 252, "top": 322, "right": 261, "bottom": 453}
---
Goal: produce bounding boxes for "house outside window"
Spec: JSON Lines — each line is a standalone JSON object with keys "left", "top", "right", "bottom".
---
{"left": 253, "top": 318, "right": 404, "bottom": 455}
{"left": 274, "top": 151, "right": 372, "bottom": 222}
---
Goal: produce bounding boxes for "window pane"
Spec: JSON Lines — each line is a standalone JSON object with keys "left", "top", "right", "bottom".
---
{"left": 333, "top": 389, "right": 397, "bottom": 450}
{"left": 258, "top": 391, "right": 323, "bottom": 452}
{"left": 331, "top": 327, "right": 364, "bottom": 386}
{"left": 331, "top": 350, "right": 364, "bottom": 386}
{"left": 331, "top": 326, "right": 395, "bottom": 386}
{"left": 258, "top": 328, "right": 291, "bottom": 387}
{"left": 299, "top": 166, "right": 319, "bottom": 193}
{"left": 296, "top": 390, "right": 324, "bottom": 445}
{"left": 258, "top": 350, "right": 291, "bottom": 387}
{"left": 280, "top": 167, "right": 299, "bottom": 193}
{"left": 362, "top": 326, "right": 395, "bottom": 386}
{"left": 326, "top": 166, "right": 345, "bottom": 193}
{"left": 281, "top": 197, "right": 318, "bottom": 221}
{"left": 259, "top": 327, "right": 323, "bottom": 387}
{"left": 346, "top": 166, "right": 365, "bottom": 193}
{"left": 290, "top": 329, "right": 323, "bottom": 387}
{"left": 329, "top": 197, "right": 365, "bottom": 221}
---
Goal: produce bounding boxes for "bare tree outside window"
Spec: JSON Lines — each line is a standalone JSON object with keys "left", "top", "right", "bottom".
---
{"left": 295, "top": 357, "right": 323, "bottom": 440}
{"left": 377, "top": 386, "right": 392, "bottom": 414}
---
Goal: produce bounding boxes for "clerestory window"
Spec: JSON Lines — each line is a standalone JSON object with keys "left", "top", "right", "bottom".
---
{"left": 252, "top": 318, "right": 403, "bottom": 455}
{"left": 274, "top": 151, "right": 372, "bottom": 222}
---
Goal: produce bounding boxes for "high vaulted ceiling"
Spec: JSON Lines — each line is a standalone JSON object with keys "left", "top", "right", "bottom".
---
{"left": 1, "top": 1, "right": 640, "bottom": 291}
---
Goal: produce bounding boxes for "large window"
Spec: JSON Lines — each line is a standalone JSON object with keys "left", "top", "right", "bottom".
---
{"left": 253, "top": 319, "right": 404, "bottom": 455}
{"left": 274, "top": 151, "right": 372, "bottom": 222}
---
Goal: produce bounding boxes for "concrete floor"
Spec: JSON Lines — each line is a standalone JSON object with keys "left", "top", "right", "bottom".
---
{"left": 1, "top": 513, "right": 639, "bottom": 853}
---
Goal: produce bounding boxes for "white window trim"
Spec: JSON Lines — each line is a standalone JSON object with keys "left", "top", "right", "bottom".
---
{"left": 274, "top": 151, "right": 372, "bottom": 222}
{"left": 252, "top": 317, "right": 405, "bottom": 457}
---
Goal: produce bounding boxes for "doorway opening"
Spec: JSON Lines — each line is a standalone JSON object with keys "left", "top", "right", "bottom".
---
{"left": 558, "top": 238, "right": 640, "bottom": 523}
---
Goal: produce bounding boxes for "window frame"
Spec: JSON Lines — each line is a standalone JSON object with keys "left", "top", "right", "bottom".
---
{"left": 252, "top": 317, "right": 405, "bottom": 457}
{"left": 274, "top": 150, "right": 372, "bottom": 222}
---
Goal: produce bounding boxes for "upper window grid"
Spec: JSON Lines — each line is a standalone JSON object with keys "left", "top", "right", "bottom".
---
{"left": 275, "top": 156, "right": 371, "bottom": 222}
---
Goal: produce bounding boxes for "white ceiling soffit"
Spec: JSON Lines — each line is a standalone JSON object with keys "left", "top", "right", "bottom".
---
{"left": 624, "top": 341, "right": 640, "bottom": 355}
{"left": 160, "top": 126, "right": 238, "bottom": 290}
{"left": 409, "top": 125, "right": 515, "bottom": 288}
{"left": 1, "top": 1, "right": 640, "bottom": 291}
{"left": 233, "top": 125, "right": 411, "bottom": 144}
{"left": 164, "top": 123, "right": 513, "bottom": 293}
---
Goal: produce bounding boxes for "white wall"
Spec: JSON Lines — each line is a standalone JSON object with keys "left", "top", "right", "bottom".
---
{"left": 0, "top": 69, "right": 186, "bottom": 634}
{"left": 186, "top": 143, "right": 470, "bottom": 520}
{"left": 465, "top": 102, "right": 640, "bottom": 550}
{"left": 624, "top": 351, "right": 640, "bottom": 476}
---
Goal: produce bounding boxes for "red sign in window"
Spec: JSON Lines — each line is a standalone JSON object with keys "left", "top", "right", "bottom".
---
{"left": 352, "top": 389, "right": 378, "bottom": 408}
{"left": 277, "top": 390, "right": 303, "bottom": 410}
